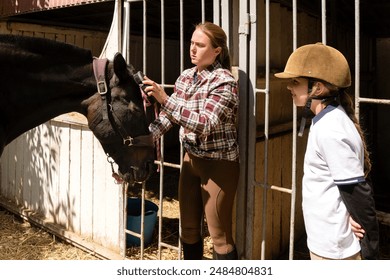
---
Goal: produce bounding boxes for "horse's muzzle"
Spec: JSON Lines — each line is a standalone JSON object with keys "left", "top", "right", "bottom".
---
{"left": 121, "top": 160, "right": 154, "bottom": 185}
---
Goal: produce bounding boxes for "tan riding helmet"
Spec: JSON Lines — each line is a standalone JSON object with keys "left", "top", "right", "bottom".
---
{"left": 275, "top": 42, "right": 351, "bottom": 88}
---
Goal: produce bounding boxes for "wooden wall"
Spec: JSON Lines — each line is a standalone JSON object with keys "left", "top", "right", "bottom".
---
{"left": 0, "top": 21, "right": 107, "bottom": 56}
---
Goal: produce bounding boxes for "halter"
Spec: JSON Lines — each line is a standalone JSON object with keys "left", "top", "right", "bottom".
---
{"left": 92, "top": 58, "right": 154, "bottom": 183}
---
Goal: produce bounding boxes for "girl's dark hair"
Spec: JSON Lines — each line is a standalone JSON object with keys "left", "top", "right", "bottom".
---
{"left": 338, "top": 90, "right": 372, "bottom": 177}
{"left": 195, "top": 22, "right": 231, "bottom": 70}
{"left": 320, "top": 84, "right": 372, "bottom": 177}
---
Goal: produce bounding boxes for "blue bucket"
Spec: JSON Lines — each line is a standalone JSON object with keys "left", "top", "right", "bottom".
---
{"left": 126, "top": 197, "right": 158, "bottom": 247}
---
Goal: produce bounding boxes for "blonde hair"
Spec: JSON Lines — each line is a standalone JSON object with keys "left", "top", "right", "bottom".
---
{"left": 195, "top": 22, "right": 231, "bottom": 71}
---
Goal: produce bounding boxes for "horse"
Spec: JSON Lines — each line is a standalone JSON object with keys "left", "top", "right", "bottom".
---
{"left": 0, "top": 34, "right": 155, "bottom": 185}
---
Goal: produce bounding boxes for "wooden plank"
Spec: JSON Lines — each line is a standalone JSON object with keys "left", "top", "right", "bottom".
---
{"left": 57, "top": 122, "right": 71, "bottom": 228}
{"left": 21, "top": 130, "right": 32, "bottom": 209}
{"left": 14, "top": 134, "right": 24, "bottom": 205}
{"left": 1, "top": 139, "right": 10, "bottom": 199}
{"left": 69, "top": 124, "right": 82, "bottom": 235}
{"left": 7, "top": 137, "right": 16, "bottom": 201}
{"left": 80, "top": 127, "right": 94, "bottom": 238}
{"left": 38, "top": 123, "right": 54, "bottom": 219}
{"left": 92, "top": 136, "right": 108, "bottom": 246}
{"left": 102, "top": 156, "right": 121, "bottom": 251}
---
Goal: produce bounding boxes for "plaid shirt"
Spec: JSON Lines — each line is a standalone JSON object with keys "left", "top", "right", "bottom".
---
{"left": 149, "top": 61, "right": 239, "bottom": 161}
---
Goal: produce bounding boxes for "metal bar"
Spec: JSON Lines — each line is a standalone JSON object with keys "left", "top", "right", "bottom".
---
{"left": 202, "top": 0, "right": 205, "bottom": 23}
{"left": 154, "top": 160, "right": 181, "bottom": 169}
{"left": 143, "top": 0, "right": 147, "bottom": 73}
{"left": 120, "top": 182, "right": 128, "bottom": 258}
{"left": 260, "top": 0, "right": 270, "bottom": 261}
{"left": 157, "top": 135, "right": 165, "bottom": 259}
{"left": 159, "top": 241, "right": 180, "bottom": 251}
{"left": 270, "top": 185, "right": 293, "bottom": 194}
{"left": 221, "top": 0, "right": 230, "bottom": 44}
{"left": 122, "top": 0, "right": 130, "bottom": 61}
{"left": 178, "top": 0, "right": 184, "bottom": 260}
{"left": 256, "top": 88, "right": 267, "bottom": 94}
{"left": 140, "top": 182, "right": 146, "bottom": 259}
{"left": 180, "top": 0, "right": 184, "bottom": 73}
{"left": 255, "top": 182, "right": 293, "bottom": 194}
{"left": 321, "top": 0, "right": 327, "bottom": 44}
{"left": 157, "top": 0, "right": 166, "bottom": 260}
{"left": 243, "top": 0, "right": 258, "bottom": 260}
{"left": 289, "top": 0, "right": 298, "bottom": 261}
{"left": 355, "top": 0, "right": 360, "bottom": 118}
{"left": 359, "top": 97, "right": 390, "bottom": 105}
{"left": 213, "top": 0, "right": 220, "bottom": 24}
{"left": 237, "top": 0, "right": 250, "bottom": 259}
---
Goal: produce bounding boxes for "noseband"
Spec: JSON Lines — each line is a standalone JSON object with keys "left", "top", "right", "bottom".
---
{"left": 92, "top": 58, "right": 154, "bottom": 149}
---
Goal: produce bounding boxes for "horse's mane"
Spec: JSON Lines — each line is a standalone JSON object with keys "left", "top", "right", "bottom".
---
{"left": 0, "top": 34, "right": 93, "bottom": 65}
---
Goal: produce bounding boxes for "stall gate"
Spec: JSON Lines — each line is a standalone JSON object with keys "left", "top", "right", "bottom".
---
{"left": 106, "top": 0, "right": 358, "bottom": 260}
{"left": 1, "top": 0, "right": 384, "bottom": 260}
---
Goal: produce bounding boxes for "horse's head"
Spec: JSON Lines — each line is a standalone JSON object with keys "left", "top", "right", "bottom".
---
{"left": 86, "top": 53, "right": 155, "bottom": 185}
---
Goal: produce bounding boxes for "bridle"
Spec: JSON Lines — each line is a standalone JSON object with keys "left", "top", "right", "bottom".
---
{"left": 92, "top": 58, "right": 154, "bottom": 183}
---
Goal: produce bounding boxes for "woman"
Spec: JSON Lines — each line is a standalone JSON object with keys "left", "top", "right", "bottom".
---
{"left": 275, "top": 43, "right": 379, "bottom": 260}
{"left": 142, "top": 22, "right": 239, "bottom": 260}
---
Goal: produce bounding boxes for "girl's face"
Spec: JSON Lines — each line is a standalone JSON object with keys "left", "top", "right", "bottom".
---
{"left": 190, "top": 28, "right": 221, "bottom": 72}
{"left": 287, "top": 77, "right": 309, "bottom": 106}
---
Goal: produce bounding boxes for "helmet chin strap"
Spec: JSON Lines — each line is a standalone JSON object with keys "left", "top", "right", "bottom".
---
{"left": 298, "top": 98, "right": 313, "bottom": 137}
{"left": 298, "top": 79, "right": 315, "bottom": 137}
{"left": 298, "top": 79, "right": 340, "bottom": 137}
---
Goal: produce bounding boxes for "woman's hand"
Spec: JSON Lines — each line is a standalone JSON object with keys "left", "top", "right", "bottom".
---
{"left": 142, "top": 76, "right": 169, "bottom": 105}
{"left": 350, "top": 216, "right": 365, "bottom": 240}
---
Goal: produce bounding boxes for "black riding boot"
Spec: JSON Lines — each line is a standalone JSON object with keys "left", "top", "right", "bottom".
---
{"left": 182, "top": 239, "right": 203, "bottom": 260}
{"left": 213, "top": 247, "right": 238, "bottom": 260}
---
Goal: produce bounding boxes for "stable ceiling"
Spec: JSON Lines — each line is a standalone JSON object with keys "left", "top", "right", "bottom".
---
{"left": 1, "top": 0, "right": 389, "bottom": 38}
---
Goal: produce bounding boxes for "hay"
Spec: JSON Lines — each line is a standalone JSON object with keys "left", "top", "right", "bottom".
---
{"left": 0, "top": 194, "right": 213, "bottom": 260}
{"left": 1, "top": 205, "right": 389, "bottom": 260}
{"left": 0, "top": 209, "right": 98, "bottom": 260}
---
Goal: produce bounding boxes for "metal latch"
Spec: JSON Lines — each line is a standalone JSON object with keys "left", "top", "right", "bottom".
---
{"left": 239, "top": 13, "right": 257, "bottom": 35}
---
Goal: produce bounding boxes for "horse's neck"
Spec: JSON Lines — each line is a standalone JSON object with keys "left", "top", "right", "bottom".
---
{"left": 2, "top": 62, "right": 96, "bottom": 145}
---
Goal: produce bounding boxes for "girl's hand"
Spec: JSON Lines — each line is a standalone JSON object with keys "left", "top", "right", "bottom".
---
{"left": 350, "top": 216, "right": 365, "bottom": 240}
{"left": 142, "top": 76, "right": 169, "bottom": 105}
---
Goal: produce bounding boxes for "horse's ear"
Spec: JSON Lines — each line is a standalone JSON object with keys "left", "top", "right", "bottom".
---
{"left": 113, "top": 52, "right": 131, "bottom": 81}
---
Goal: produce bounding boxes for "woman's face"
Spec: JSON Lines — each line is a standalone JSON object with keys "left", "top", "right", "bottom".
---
{"left": 190, "top": 28, "right": 221, "bottom": 72}
{"left": 286, "top": 77, "right": 309, "bottom": 106}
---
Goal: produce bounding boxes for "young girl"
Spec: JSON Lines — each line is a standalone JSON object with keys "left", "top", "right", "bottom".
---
{"left": 275, "top": 43, "right": 379, "bottom": 259}
{"left": 142, "top": 22, "right": 239, "bottom": 260}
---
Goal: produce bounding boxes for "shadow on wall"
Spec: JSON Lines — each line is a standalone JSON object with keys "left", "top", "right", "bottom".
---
{"left": 1, "top": 121, "right": 77, "bottom": 232}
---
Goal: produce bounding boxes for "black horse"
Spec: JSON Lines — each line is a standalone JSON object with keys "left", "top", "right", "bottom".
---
{"left": 0, "top": 34, "right": 155, "bottom": 185}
